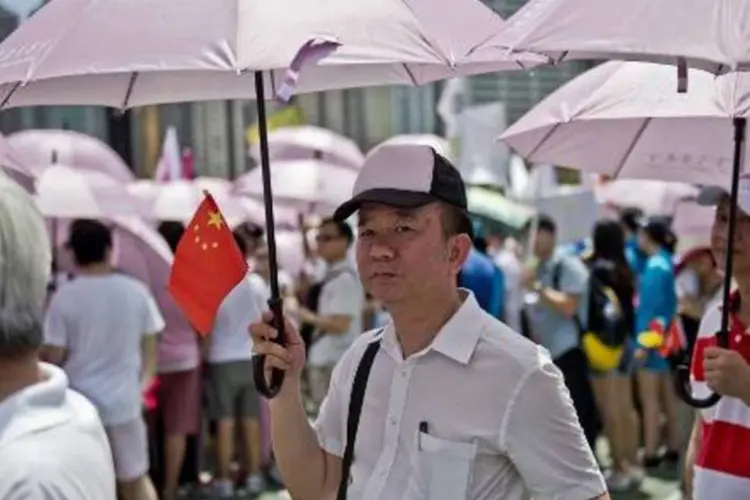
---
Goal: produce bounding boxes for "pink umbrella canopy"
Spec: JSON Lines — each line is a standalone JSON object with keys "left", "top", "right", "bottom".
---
{"left": 379, "top": 134, "right": 454, "bottom": 160}
{"left": 499, "top": 61, "right": 750, "bottom": 186}
{"left": 672, "top": 200, "right": 715, "bottom": 257}
{"left": 249, "top": 126, "right": 364, "bottom": 170}
{"left": 34, "top": 165, "right": 142, "bottom": 219}
{"left": 128, "top": 177, "right": 247, "bottom": 224}
{"left": 595, "top": 179, "right": 699, "bottom": 217}
{"left": 7, "top": 129, "right": 134, "bottom": 182}
{"left": 490, "top": 0, "right": 750, "bottom": 73}
{"left": 0, "top": 132, "right": 35, "bottom": 192}
{"left": 0, "top": 0, "right": 543, "bottom": 108}
{"left": 233, "top": 160, "right": 357, "bottom": 214}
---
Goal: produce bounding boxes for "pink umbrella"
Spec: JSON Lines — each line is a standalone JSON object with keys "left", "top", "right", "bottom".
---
{"left": 35, "top": 164, "right": 142, "bottom": 219}
{"left": 0, "top": 0, "right": 542, "bottom": 108}
{"left": 672, "top": 200, "right": 715, "bottom": 257}
{"left": 595, "top": 179, "right": 699, "bottom": 217}
{"left": 249, "top": 126, "right": 364, "bottom": 171}
{"left": 490, "top": 0, "right": 750, "bottom": 75}
{"left": 128, "top": 178, "right": 248, "bottom": 225}
{"left": 233, "top": 160, "right": 357, "bottom": 215}
{"left": 7, "top": 129, "right": 134, "bottom": 182}
{"left": 379, "top": 134, "right": 454, "bottom": 160}
{"left": 500, "top": 62, "right": 750, "bottom": 187}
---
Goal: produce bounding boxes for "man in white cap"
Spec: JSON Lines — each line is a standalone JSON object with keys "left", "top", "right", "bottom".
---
{"left": 251, "top": 144, "right": 608, "bottom": 500}
{"left": 0, "top": 175, "right": 116, "bottom": 499}
{"left": 683, "top": 182, "right": 750, "bottom": 500}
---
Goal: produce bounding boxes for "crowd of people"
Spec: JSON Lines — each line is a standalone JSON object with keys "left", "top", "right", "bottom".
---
{"left": 2, "top": 143, "right": 749, "bottom": 500}
{"left": 462, "top": 207, "right": 725, "bottom": 495}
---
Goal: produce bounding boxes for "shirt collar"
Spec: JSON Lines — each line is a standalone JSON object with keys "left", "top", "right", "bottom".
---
{"left": 381, "top": 290, "right": 484, "bottom": 365}
{"left": 0, "top": 363, "right": 74, "bottom": 449}
{"left": 326, "top": 258, "right": 352, "bottom": 275}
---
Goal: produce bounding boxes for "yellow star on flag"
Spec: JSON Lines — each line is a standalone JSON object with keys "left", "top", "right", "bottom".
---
{"left": 207, "top": 211, "right": 223, "bottom": 230}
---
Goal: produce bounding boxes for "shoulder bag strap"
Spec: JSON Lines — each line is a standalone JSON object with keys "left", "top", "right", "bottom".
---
{"left": 336, "top": 335, "right": 382, "bottom": 500}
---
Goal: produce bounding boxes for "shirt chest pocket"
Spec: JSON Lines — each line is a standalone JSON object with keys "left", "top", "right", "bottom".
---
{"left": 408, "top": 431, "right": 478, "bottom": 500}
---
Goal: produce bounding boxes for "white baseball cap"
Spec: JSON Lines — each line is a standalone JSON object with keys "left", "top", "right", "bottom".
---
{"left": 333, "top": 144, "right": 468, "bottom": 221}
{"left": 697, "top": 174, "right": 750, "bottom": 214}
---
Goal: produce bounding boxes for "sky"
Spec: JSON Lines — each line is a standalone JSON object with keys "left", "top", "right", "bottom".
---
{"left": 1, "top": 0, "right": 41, "bottom": 18}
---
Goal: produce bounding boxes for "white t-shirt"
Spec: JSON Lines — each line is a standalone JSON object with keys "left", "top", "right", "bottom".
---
{"left": 208, "top": 273, "right": 268, "bottom": 363}
{"left": 43, "top": 273, "right": 165, "bottom": 426}
{"left": 0, "top": 363, "right": 117, "bottom": 499}
{"left": 307, "top": 261, "right": 364, "bottom": 367}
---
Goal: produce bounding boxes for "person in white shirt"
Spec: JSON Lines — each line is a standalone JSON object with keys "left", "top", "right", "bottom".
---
{"left": 203, "top": 231, "right": 268, "bottom": 497}
{"left": 42, "top": 219, "right": 164, "bottom": 500}
{"left": 251, "top": 144, "right": 609, "bottom": 500}
{"left": 0, "top": 175, "right": 116, "bottom": 499}
{"left": 296, "top": 218, "right": 364, "bottom": 412}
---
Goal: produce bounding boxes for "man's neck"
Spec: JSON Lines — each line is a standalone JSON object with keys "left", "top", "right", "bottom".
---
{"left": 388, "top": 289, "right": 463, "bottom": 358}
{"left": 0, "top": 356, "right": 42, "bottom": 404}
{"left": 76, "top": 263, "right": 111, "bottom": 275}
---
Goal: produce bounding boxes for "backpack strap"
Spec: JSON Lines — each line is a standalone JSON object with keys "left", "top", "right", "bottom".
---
{"left": 336, "top": 333, "right": 382, "bottom": 500}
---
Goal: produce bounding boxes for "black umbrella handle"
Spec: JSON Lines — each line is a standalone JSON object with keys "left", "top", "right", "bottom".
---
{"left": 251, "top": 71, "right": 286, "bottom": 399}
{"left": 253, "top": 297, "right": 287, "bottom": 399}
{"left": 674, "top": 117, "right": 746, "bottom": 409}
{"left": 673, "top": 330, "right": 727, "bottom": 409}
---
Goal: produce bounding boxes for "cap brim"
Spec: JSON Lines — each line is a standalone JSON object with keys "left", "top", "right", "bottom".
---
{"left": 697, "top": 186, "right": 728, "bottom": 206}
{"left": 333, "top": 188, "right": 437, "bottom": 221}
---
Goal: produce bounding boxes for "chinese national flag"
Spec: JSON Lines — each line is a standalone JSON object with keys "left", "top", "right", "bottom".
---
{"left": 168, "top": 192, "right": 248, "bottom": 335}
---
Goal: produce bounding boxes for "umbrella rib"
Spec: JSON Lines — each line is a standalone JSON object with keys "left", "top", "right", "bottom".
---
{"left": 0, "top": 81, "right": 21, "bottom": 110}
{"left": 610, "top": 117, "right": 652, "bottom": 179}
{"left": 120, "top": 72, "right": 139, "bottom": 111}
{"left": 401, "top": 63, "right": 419, "bottom": 86}
{"left": 526, "top": 122, "right": 561, "bottom": 159}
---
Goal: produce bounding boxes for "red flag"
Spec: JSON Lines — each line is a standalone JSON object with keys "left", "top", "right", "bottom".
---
{"left": 168, "top": 192, "right": 248, "bottom": 335}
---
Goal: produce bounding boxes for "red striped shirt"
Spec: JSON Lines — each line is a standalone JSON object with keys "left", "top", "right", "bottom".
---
{"left": 690, "top": 292, "right": 750, "bottom": 498}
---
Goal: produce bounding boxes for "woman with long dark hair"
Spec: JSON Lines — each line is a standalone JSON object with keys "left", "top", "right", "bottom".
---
{"left": 586, "top": 220, "right": 642, "bottom": 490}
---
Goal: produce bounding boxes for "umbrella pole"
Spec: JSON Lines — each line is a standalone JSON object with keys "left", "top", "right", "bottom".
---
{"left": 252, "top": 71, "right": 287, "bottom": 400}
{"left": 674, "top": 117, "right": 746, "bottom": 409}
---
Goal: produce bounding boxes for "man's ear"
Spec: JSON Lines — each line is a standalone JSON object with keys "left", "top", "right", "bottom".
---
{"left": 450, "top": 233, "right": 473, "bottom": 271}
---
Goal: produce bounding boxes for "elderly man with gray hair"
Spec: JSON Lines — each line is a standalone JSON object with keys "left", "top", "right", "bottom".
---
{"left": 0, "top": 174, "right": 116, "bottom": 499}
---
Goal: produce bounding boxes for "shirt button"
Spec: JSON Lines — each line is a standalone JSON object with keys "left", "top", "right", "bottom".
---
{"left": 736, "top": 334, "right": 743, "bottom": 343}
{"left": 401, "top": 370, "right": 407, "bottom": 378}
{"left": 390, "top": 416, "right": 398, "bottom": 425}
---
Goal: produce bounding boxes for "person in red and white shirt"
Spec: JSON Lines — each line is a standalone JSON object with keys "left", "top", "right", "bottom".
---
{"left": 686, "top": 185, "right": 750, "bottom": 500}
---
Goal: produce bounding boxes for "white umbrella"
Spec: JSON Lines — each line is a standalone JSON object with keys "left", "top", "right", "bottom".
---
{"left": 234, "top": 160, "right": 357, "bottom": 214}
{"left": 249, "top": 126, "right": 364, "bottom": 171}
{"left": 7, "top": 129, "right": 134, "bottom": 182}
{"left": 35, "top": 165, "right": 141, "bottom": 219}
{"left": 595, "top": 179, "right": 699, "bottom": 217}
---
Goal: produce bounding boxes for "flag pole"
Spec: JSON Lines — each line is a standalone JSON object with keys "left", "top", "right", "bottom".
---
{"left": 252, "top": 71, "right": 287, "bottom": 399}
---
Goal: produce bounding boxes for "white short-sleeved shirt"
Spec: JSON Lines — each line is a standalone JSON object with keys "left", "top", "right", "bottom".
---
{"left": 307, "top": 260, "right": 364, "bottom": 367}
{"left": 43, "top": 273, "right": 165, "bottom": 426}
{"left": 208, "top": 273, "right": 268, "bottom": 364}
{"left": 0, "top": 363, "right": 117, "bottom": 499}
{"left": 314, "top": 291, "right": 606, "bottom": 500}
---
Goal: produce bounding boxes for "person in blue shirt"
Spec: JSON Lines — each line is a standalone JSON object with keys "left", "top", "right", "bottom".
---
{"left": 634, "top": 218, "right": 681, "bottom": 468}
{"left": 458, "top": 222, "right": 505, "bottom": 319}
